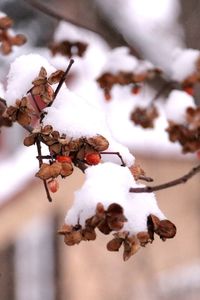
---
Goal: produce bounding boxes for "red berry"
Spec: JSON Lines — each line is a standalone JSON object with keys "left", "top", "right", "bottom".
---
{"left": 48, "top": 179, "right": 59, "bottom": 193}
{"left": 183, "top": 86, "right": 194, "bottom": 96}
{"left": 132, "top": 85, "right": 141, "bottom": 95}
{"left": 85, "top": 153, "right": 101, "bottom": 165}
{"left": 56, "top": 155, "right": 72, "bottom": 163}
{"left": 197, "top": 150, "right": 200, "bottom": 159}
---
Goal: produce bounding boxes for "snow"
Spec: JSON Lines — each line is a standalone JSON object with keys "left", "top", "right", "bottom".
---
{"left": 165, "top": 90, "right": 196, "bottom": 124}
{"left": 5, "top": 54, "right": 56, "bottom": 106}
{"left": 0, "top": 81, "right": 5, "bottom": 97}
{"left": 95, "top": 0, "right": 184, "bottom": 74}
{"left": 102, "top": 47, "right": 139, "bottom": 73}
{"left": 171, "top": 48, "right": 200, "bottom": 82}
{"left": 65, "top": 162, "right": 165, "bottom": 234}
{"left": 51, "top": 21, "right": 109, "bottom": 82}
{"left": 43, "top": 87, "right": 134, "bottom": 167}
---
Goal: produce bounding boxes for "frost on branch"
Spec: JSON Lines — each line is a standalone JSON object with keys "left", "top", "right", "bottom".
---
{"left": 60, "top": 163, "right": 176, "bottom": 261}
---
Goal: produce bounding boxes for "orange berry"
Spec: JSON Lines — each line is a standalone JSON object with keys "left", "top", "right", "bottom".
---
{"left": 183, "top": 86, "right": 194, "bottom": 96}
{"left": 132, "top": 85, "right": 141, "bottom": 95}
{"left": 48, "top": 179, "right": 59, "bottom": 193}
{"left": 56, "top": 155, "right": 72, "bottom": 163}
{"left": 85, "top": 152, "right": 101, "bottom": 165}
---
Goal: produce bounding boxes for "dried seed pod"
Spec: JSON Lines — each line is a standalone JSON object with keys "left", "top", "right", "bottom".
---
{"left": 0, "top": 16, "right": 13, "bottom": 29}
{"left": 58, "top": 224, "right": 73, "bottom": 235}
{"left": 87, "top": 135, "right": 109, "bottom": 151}
{"left": 41, "top": 125, "right": 53, "bottom": 135}
{"left": 82, "top": 227, "right": 96, "bottom": 241}
{"left": 137, "top": 232, "right": 151, "bottom": 246}
{"left": 156, "top": 220, "right": 176, "bottom": 240}
{"left": 123, "top": 236, "right": 140, "bottom": 261}
{"left": 64, "top": 230, "right": 82, "bottom": 246}
{"left": 35, "top": 162, "right": 62, "bottom": 180}
{"left": 48, "top": 70, "right": 65, "bottom": 84}
{"left": 23, "top": 133, "right": 37, "bottom": 146}
{"left": 60, "top": 162, "right": 73, "bottom": 177}
{"left": 107, "top": 238, "right": 123, "bottom": 252}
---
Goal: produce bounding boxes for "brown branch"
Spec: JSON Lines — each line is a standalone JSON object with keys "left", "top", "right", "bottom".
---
{"left": 138, "top": 175, "right": 154, "bottom": 182}
{"left": 47, "top": 58, "right": 74, "bottom": 108}
{"left": 36, "top": 136, "right": 53, "bottom": 202}
{"left": 129, "top": 164, "right": 200, "bottom": 193}
{"left": 149, "top": 81, "right": 175, "bottom": 106}
{"left": 24, "top": 0, "right": 99, "bottom": 34}
{"left": 101, "top": 151, "right": 126, "bottom": 166}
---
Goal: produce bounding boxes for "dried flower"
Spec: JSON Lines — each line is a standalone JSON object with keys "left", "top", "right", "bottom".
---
{"left": 0, "top": 15, "right": 26, "bottom": 55}
{"left": 50, "top": 40, "right": 88, "bottom": 58}
{"left": 130, "top": 105, "right": 159, "bottom": 128}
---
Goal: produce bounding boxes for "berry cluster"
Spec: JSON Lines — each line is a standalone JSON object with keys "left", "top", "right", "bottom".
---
{"left": 130, "top": 105, "right": 159, "bottom": 129}
{"left": 96, "top": 68, "right": 161, "bottom": 101}
{"left": 24, "top": 124, "right": 109, "bottom": 192}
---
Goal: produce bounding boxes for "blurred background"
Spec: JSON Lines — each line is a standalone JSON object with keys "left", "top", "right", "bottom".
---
{"left": 0, "top": 1, "right": 200, "bottom": 300}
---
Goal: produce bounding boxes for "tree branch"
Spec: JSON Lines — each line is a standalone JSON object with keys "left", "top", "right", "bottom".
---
{"left": 36, "top": 136, "right": 53, "bottom": 202}
{"left": 129, "top": 164, "right": 200, "bottom": 193}
{"left": 51, "top": 58, "right": 74, "bottom": 104}
{"left": 24, "top": 0, "right": 95, "bottom": 32}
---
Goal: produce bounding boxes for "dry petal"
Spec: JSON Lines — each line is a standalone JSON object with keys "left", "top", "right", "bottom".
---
{"left": 0, "top": 16, "right": 13, "bottom": 29}
{"left": 137, "top": 232, "right": 151, "bottom": 246}
{"left": 123, "top": 237, "right": 140, "bottom": 261}
{"left": 35, "top": 162, "right": 62, "bottom": 180}
{"left": 64, "top": 230, "right": 82, "bottom": 245}
{"left": 82, "top": 227, "right": 96, "bottom": 241}
{"left": 107, "top": 238, "right": 123, "bottom": 251}
{"left": 23, "top": 133, "right": 37, "bottom": 146}
{"left": 48, "top": 70, "right": 65, "bottom": 84}
{"left": 58, "top": 224, "right": 73, "bottom": 234}
{"left": 60, "top": 162, "right": 73, "bottom": 177}
{"left": 11, "top": 34, "right": 26, "bottom": 46}
{"left": 156, "top": 220, "right": 176, "bottom": 240}
{"left": 17, "top": 111, "right": 31, "bottom": 126}
{"left": 87, "top": 135, "right": 109, "bottom": 151}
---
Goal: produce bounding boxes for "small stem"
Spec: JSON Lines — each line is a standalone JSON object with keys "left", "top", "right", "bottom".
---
{"left": 74, "top": 159, "right": 88, "bottom": 173}
{"left": 43, "top": 179, "right": 53, "bottom": 203}
{"left": 36, "top": 135, "right": 53, "bottom": 202}
{"left": 138, "top": 175, "right": 154, "bottom": 182}
{"left": 129, "top": 164, "right": 200, "bottom": 193}
{"left": 22, "top": 124, "right": 33, "bottom": 133}
{"left": 101, "top": 151, "right": 126, "bottom": 166}
{"left": 47, "top": 59, "right": 74, "bottom": 108}
{"left": 36, "top": 155, "right": 54, "bottom": 160}
{"left": 150, "top": 81, "right": 174, "bottom": 105}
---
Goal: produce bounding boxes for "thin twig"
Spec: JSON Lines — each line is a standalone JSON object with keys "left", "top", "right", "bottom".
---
{"left": 138, "top": 175, "right": 154, "bottom": 182}
{"left": 54, "top": 59, "right": 74, "bottom": 100}
{"left": 36, "top": 136, "right": 53, "bottom": 202}
{"left": 101, "top": 151, "right": 126, "bottom": 166}
{"left": 129, "top": 164, "right": 200, "bottom": 193}
{"left": 47, "top": 58, "right": 74, "bottom": 108}
{"left": 149, "top": 81, "right": 175, "bottom": 105}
